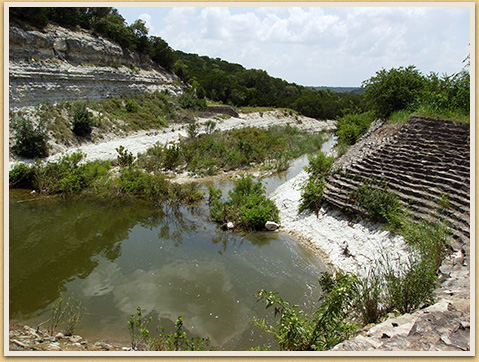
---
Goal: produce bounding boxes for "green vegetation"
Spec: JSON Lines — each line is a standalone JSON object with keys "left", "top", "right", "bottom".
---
{"left": 351, "top": 179, "right": 405, "bottom": 228}
{"left": 127, "top": 306, "right": 211, "bottom": 351}
{"left": 175, "top": 51, "right": 365, "bottom": 120}
{"left": 362, "top": 65, "right": 470, "bottom": 123}
{"left": 47, "top": 295, "right": 84, "bottom": 336}
{"left": 11, "top": 118, "right": 49, "bottom": 158}
{"left": 72, "top": 103, "right": 93, "bottom": 137}
{"left": 253, "top": 272, "right": 358, "bottom": 351}
{"left": 255, "top": 208, "right": 450, "bottom": 349}
{"left": 89, "top": 91, "right": 176, "bottom": 132}
{"left": 276, "top": 175, "right": 452, "bottom": 350}
{"left": 335, "top": 111, "right": 375, "bottom": 146}
{"left": 299, "top": 151, "right": 335, "bottom": 214}
{"left": 208, "top": 175, "right": 279, "bottom": 231}
{"left": 9, "top": 150, "right": 203, "bottom": 206}
{"left": 138, "top": 125, "right": 327, "bottom": 176}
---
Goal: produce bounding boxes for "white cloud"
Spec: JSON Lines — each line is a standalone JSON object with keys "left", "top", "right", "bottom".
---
{"left": 122, "top": 6, "right": 471, "bottom": 86}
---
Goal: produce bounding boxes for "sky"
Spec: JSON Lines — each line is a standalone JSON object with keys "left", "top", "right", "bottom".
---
{"left": 117, "top": 4, "right": 471, "bottom": 87}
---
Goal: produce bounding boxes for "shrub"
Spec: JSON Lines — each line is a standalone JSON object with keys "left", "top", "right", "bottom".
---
{"left": 254, "top": 272, "right": 358, "bottom": 351}
{"left": 11, "top": 118, "right": 49, "bottom": 158}
{"left": 209, "top": 175, "right": 279, "bottom": 231}
{"left": 178, "top": 89, "right": 207, "bottom": 111}
{"left": 163, "top": 144, "right": 181, "bottom": 170}
{"left": 336, "top": 112, "right": 374, "bottom": 146}
{"left": 125, "top": 98, "right": 139, "bottom": 113}
{"left": 351, "top": 179, "right": 403, "bottom": 222}
{"left": 9, "top": 163, "right": 35, "bottom": 188}
{"left": 384, "top": 255, "right": 437, "bottom": 314}
{"left": 299, "top": 151, "right": 335, "bottom": 214}
{"left": 72, "top": 104, "right": 93, "bottom": 137}
{"left": 116, "top": 145, "right": 135, "bottom": 168}
{"left": 362, "top": 65, "right": 425, "bottom": 118}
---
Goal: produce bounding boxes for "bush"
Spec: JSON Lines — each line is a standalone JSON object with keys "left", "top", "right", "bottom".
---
{"left": 178, "top": 89, "right": 207, "bottom": 111}
{"left": 362, "top": 65, "right": 425, "bottom": 118}
{"left": 384, "top": 255, "right": 437, "bottom": 314}
{"left": 209, "top": 175, "right": 279, "bottom": 231}
{"left": 125, "top": 98, "right": 139, "bottom": 113}
{"left": 336, "top": 112, "right": 374, "bottom": 146}
{"left": 9, "top": 163, "right": 35, "bottom": 188}
{"left": 351, "top": 179, "right": 403, "bottom": 222}
{"left": 254, "top": 272, "right": 358, "bottom": 351}
{"left": 11, "top": 118, "right": 49, "bottom": 158}
{"left": 116, "top": 145, "right": 135, "bottom": 168}
{"left": 299, "top": 151, "right": 335, "bottom": 214}
{"left": 72, "top": 104, "right": 93, "bottom": 137}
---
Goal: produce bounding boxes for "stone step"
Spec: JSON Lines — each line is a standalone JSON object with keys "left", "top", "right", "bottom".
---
{"left": 358, "top": 161, "right": 470, "bottom": 205}
{"left": 350, "top": 161, "right": 470, "bottom": 201}
{"left": 324, "top": 174, "right": 470, "bottom": 243}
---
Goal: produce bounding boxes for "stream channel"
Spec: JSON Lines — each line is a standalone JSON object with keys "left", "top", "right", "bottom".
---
{"left": 9, "top": 135, "right": 337, "bottom": 351}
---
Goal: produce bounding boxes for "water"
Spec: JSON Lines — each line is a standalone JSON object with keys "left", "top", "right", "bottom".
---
{"left": 9, "top": 134, "right": 337, "bottom": 350}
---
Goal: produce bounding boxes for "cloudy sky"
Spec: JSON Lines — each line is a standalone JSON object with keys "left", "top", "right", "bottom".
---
{"left": 117, "top": 5, "right": 471, "bottom": 87}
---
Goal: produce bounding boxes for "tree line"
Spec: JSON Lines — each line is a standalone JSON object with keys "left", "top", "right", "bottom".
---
{"left": 10, "top": 7, "right": 469, "bottom": 123}
{"left": 9, "top": 6, "right": 365, "bottom": 120}
{"left": 9, "top": 7, "right": 176, "bottom": 71}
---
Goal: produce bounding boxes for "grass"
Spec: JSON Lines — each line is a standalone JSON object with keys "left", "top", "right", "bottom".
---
{"left": 414, "top": 104, "right": 470, "bottom": 124}
{"left": 137, "top": 125, "right": 327, "bottom": 176}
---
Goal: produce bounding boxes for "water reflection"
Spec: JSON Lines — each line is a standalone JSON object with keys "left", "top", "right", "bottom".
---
{"left": 9, "top": 194, "right": 195, "bottom": 318}
{"left": 9, "top": 133, "right": 337, "bottom": 349}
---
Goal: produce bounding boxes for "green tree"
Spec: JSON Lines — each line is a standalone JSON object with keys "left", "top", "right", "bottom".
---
{"left": 11, "top": 118, "right": 49, "bottom": 158}
{"left": 362, "top": 65, "right": 425, "bottom": 118}
{"left": 72, "top": 103, "right": 93, "bottom": 137}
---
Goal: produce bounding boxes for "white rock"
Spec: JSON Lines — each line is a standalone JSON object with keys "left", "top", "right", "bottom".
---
{"left": 265, "top": 221, "right": 280, "bottom": 231}
{"left": 226, "top": 222, "right": 234, "bottom": 229}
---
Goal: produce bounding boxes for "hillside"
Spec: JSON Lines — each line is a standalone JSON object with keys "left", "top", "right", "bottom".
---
{"left": 9, "top": 24, "right": 183, "bottom": 110}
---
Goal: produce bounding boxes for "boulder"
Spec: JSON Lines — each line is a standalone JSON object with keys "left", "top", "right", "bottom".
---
{"left": 265, "top": 221, "right": 280, "bottom": 231}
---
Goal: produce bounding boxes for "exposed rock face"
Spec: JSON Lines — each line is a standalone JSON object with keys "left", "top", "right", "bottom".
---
{"left": 9, "top": 25, "right": 183, "bottom": 110}
{"left": 324, "top": 116, "right": 470, "bottom": 252}
{"left": 327, "top": 116, "right": 471, "bottom": 352}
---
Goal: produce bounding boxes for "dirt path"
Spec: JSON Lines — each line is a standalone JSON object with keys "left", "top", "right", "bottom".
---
{"left": 10, "top": 111, "right": 335, "bottom": 170}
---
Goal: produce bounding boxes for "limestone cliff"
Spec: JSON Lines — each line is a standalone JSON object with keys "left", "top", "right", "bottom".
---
{"left": 9, "top": 24, "right": 184, "bottom": 110}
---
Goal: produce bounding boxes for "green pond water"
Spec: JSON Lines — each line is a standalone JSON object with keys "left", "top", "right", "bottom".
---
{"left": 9, "top": 135, "right": 336, "bottom": 350}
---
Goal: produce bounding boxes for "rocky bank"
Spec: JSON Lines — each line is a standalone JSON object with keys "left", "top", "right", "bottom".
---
{"left": 273, "top": 116, "right": 471, "bottom": 353}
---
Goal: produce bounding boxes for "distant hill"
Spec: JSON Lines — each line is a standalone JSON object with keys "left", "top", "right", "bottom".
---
{"left": 308, "top": 86, "right": 364, "bottom": 94}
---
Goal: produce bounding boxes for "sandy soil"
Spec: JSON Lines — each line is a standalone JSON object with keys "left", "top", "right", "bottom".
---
{"left": 9, "top": 110, "right": 335, "bottom": 169}
{"left": 270, "top": 170, "right": 412, "bottom": 277}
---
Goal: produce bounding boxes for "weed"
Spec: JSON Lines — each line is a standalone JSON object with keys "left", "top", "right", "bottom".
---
{"left": 254, "top": 272, "right": 358, "bottom": 351}
{"left": 47, "top": 295, "right": 84, "bottom": 336}
{"left": 116, "top": 145, "right": 135, "bottom": 168}
{"left": 127, "top": 306, "right": 211, "bottom": 351}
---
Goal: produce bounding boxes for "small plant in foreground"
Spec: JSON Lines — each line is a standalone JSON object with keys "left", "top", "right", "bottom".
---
{"left": 253, "top": 272, "right": 358, "bottom": 351}
{"left": 47, "top": 295, "right": 84, "bottom": 336}
{"left": 127, "top": 306, "right": 211, "bottom": 351}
